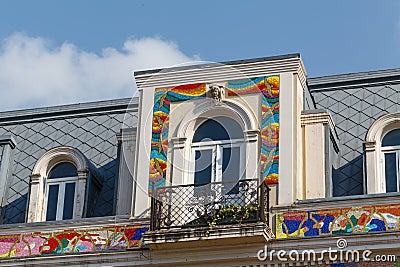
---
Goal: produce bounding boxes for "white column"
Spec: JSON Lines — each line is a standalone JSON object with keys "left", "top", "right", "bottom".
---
{"left": 244, "top": 130, "right": 260, "bottom": 180}
{"left": 27, "top": 174, "right": 42, "bottom": 222}
{"left": 278, "top": 73, "right": 297, "bottom": 205}
{"left": 171, "top": 137, "right": 187, "bottom": 186}
{"left": 365, "top": 141, "right": 383, "bottom": 194}
{"left": 75, "top": 170, "right": 88, "bottom": 219}
{"left": 116, "top": 129, "right": 136, "bottom": 215}
{"left": 302, "top": 119, "right": 326, "bottom": 199}
{"left": 131, "top": 87, "right": 155, "bottom": 218}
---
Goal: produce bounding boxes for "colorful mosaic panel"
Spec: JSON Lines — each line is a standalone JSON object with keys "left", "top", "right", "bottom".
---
{"left": 0, "top": 224, "right": 148, "bottom": 258}
{"left": 149, "top": 76, "right": 280, "bottom": 193}
{"left": 228, "top": 76, "right": 280, "bottom": 184}
{"left": 149, "top": 83, "right": 207, "bottom": 193}
{"left": 276, "top": 204, "right": 400, "bottom": 239}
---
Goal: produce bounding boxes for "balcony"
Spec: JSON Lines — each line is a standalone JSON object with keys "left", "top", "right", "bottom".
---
{"left": 145, "top": 179, "right": 271, "bottom": 248}
{"left": 150, "top": 179, "right": 269, "bottom": 230}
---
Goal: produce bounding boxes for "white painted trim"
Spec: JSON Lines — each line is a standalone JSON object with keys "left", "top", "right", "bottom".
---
{"left": 278, "top": 73, "right": 296, "bottom": 205}
{"left": 28, "top": 147, "right": 89, "bottom": 222}
{"left": 171, "top": 98, "right": 260, "bottom": 188}
{"left": 135, "top": 57, "right": 307, "bottom": 90}
{"left": 32, "top": 147, "right": 88, "bottom": 176}
{"left": 43, "top": 178, "right": 78, "bottom": 221}
{"left": 135, "top": 57, "right": 306, "bottom": 90}
{"left": 301, "top": 112, "right": 336, "bottom": 131}
{"left": 365, "top": 112, "right": 400, "bottom": 194}
{"left": 175, "top": 99, "right": 257, "bottom": 139}
{"left": 189, "top": 140, "right": 245, "bottom": 185}
{"left": 116, "top": 129, "right": 136, "bottom": 216}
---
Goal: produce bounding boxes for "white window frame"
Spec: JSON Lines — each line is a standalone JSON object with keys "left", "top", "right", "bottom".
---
{"left": 28, "top": 147, "right": 89, "bottom": 223}
{"left": 381, "top": 145, "right": 400, "bottom": 192}
{"left": 169, "top": 98, "right": 260, "bottom": 188}
{"left": 43, "top": 176, "right": 78, "bottom": 221}
{"left": 365, "top": 112, "right": 400, "bottom": 194}
{"left": 189, "top": 138, "right": 245, "bottom": 185}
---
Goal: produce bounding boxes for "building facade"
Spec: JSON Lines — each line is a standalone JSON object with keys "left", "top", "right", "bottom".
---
{"left": 0, "top": 54, "right": 399, "bottom": 266}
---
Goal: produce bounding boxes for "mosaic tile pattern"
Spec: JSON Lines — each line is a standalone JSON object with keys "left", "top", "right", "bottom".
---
{"left": 0, "top": 224, "right": 148, "bottom": 258}
{"left": 276, "top": 204, "right": 400, "bottom": 239}
{"left": 149, "top": 83, "right": 207, "bottom": 193}
{"left": 228, "top": 76, "right": 280, "bottom": 184}
{"left": 149, "top": 76, "right": 280, "bottom": 192}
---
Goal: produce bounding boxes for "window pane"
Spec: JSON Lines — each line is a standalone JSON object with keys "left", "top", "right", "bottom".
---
{"left": 193, "top": 116, "right": 243, "bottom": 142}
{"left": 63, "top": 183, "right": 76, "bottom": 220}
{"left": 385, "top": 153, "right": 398, "bottom": 193}
{"left": 382, "top": 129, "right": 400, "bottom": 147}
{"left": 48, "top": 162, "right": 78, "bottom": 179}
{"left": 194, "top": 150, "right": 212, "bottom": 185}
{"left": 46, "top": 185, "right": 59, "bottom": 221}
{"left": 222, "top": 147, "right": 240, "bottom": 194}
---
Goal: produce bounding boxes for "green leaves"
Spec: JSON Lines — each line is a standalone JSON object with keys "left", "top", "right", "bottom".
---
{"left": 206, "top": 202, "right": 260, "bottom": 229}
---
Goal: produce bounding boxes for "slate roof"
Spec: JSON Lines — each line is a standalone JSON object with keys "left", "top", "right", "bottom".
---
{"left": 1, "top": 62, "right": 400, "bottom": 223}
{"left": 309, "top": 68, "right": 400, "bottom": 196}
{"left": 0, "top": 98, "right": 138, "bottom": 224}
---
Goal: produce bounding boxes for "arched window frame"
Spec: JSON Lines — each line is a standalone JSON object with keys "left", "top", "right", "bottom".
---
{"left": 365, "top": 112, "right": 400, "bottom": 194}
{"left": 380, "top": 129, "right": 400, "bottom": 192}
{"left": 28, "top": 147, "right": 89, "bottom": 222}
{"left": 169, "top": 98, "right": 260, "bottom": 187}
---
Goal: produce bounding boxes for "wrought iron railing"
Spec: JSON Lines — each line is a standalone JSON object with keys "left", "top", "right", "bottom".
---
{"left": 150, "top": 179, "right": 269, "bottom": 230}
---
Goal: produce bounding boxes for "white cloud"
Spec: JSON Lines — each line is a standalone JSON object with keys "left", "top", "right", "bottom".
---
{"left": 0, "top": 33, "right": 200, "bottom": 111}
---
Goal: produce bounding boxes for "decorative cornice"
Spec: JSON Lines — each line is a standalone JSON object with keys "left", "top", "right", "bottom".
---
{"left": 171, "top": 137, "right": 187, "bottom": 148}
{"left": 301, "top": 112, "right": 335, "bottom": 129}
{"left": 29, "top": 174, "right": 41, "bottom": 184}
{"left": 135, "top": 56, "right": 307, "bottom": 90}
{"left": 301, "top": 111, "right": 339, "bottom": 144}
{"left": 0, "top": 135, "right": 16, "bottom": 149}
{"left": 364, "top": 140, "right": 376, "bottom": 151}
{"left": 77, "top": 169, "right": 89, "bottom": 178}
{"left": 244, "top": 129, "right": 260, "bottom": 142}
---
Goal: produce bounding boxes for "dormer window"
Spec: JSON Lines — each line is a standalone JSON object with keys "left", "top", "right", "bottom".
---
{"left": 27, "top": 147, "right": 103, "bottom": 222}
{"left": 381, "top": 129, "right": 400, "bottom": 192}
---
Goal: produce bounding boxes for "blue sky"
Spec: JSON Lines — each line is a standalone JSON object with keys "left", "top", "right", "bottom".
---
{"left": 0, "top": 0, "right": 399, "bottom": 110}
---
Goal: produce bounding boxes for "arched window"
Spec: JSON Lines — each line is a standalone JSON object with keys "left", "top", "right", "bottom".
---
{"left": 365, "top": 113, "right": 400, "bottom": 194}
{"left": 190, "top": 116, "right": 244, "bottom": 193}
{"left": 44, "top": 162, "right": 78, "bottom": 221}
{"left": 381, "top": 129, "right": 400, "bottom": 192}
{"left": 28, "top": 147, "right": 103, "bottom": 223}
